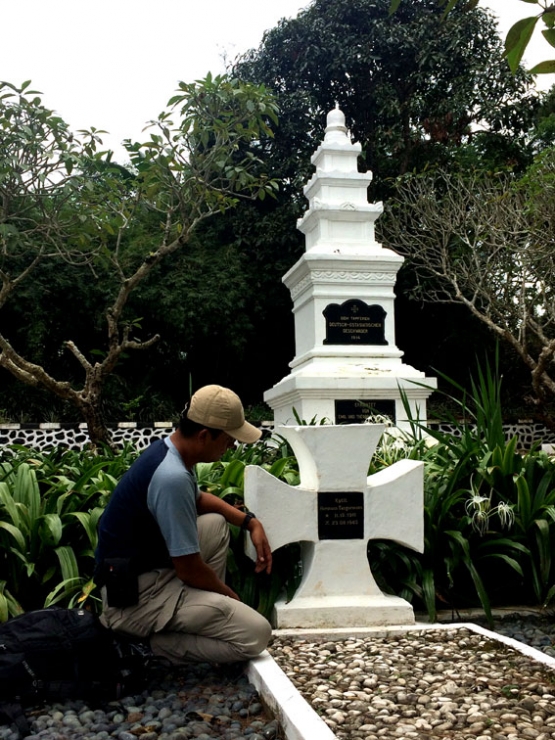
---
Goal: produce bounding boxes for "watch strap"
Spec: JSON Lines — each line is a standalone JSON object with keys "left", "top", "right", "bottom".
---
{"left": 241, "top": 511, "right": 256, "bottom": 531}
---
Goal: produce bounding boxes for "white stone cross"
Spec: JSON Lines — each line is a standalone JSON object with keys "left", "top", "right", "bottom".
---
{"left": 244, "top": 424, "right": 424, "bottom": 628}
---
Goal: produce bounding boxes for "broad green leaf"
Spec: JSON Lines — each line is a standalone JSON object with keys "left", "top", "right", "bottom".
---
{"left": 0, "top": 581, "right": 23, "bottom": 622}
{"left": 446, "top": 529, "right": 471, "bottom": 557}
{"left": 0, "top": 481, "right": 21, "bottom": 526}
{"left": 71, "top": 510, "right": 99, "bottom": 547}
{"left": 44, "top": 576, "right": 84, "bottom": 608}
{"left": 39, "top": 513, "right": 63, "bottom": 546}
{"left": 505, "top": 16, "right": 539, "bottom": 73}
{"left": 267, "top": 456, "right": 297, "bottom": 480}
{"left": 14, "top": 464, "right": 40, "bottom": 523}
{"left": 220, "top": 459, "right": 246, "bottom": 488}
{"left": 0, "top": 593, "right": 7, "bottom": 623}
{"left": 529, "top": 59, "right": 555, "bottom": 73}
{"left": 54, "top": 545, "right": 80, "bottom": 584}
{"left": 515, "top": 474, "right": 534, "bottom": 529}
{"left": 483, "top": 553, "right": 524, "bottom": 577}
{"left": 0, "top": 521, "right": 27, "bottom": 551}
{"left": 388, "top": 0, "right": 402, "bottom": 13}
{"left": 76, "top": 578, "right": 97, "bottom": 604}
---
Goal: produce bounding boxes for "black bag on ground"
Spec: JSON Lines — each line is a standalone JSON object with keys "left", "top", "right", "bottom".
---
{"left": 0, "top": 606, "right": 155, "bottom": 738}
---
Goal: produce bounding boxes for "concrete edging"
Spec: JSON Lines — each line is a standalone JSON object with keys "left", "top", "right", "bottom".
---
{"left": 246, "top": 622, "right": 555, "bottom": 740}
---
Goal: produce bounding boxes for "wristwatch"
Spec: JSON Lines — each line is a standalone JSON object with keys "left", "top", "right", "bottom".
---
{"left": 241, "top": 511, "right": 256, "bottom": 531}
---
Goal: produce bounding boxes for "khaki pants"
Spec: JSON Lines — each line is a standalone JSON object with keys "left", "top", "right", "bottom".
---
{"left": 100, "top": 513, "right": 272, "bottom": 664}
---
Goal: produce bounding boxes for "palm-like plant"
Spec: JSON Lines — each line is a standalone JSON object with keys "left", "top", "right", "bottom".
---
{"left": 0, "top": 445, "right": 138, "bottom": 618}
{"left": 369, "top": 352, "right": 555, "bottom": 625}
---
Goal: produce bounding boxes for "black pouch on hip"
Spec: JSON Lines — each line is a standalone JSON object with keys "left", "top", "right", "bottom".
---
{"left": 103, "top": 557, "right": 139, "bottom": 608}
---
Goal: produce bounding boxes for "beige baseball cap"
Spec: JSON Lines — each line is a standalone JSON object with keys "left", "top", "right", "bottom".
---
{"left": 187, "top": 385, "right": 262, "bottom": 444}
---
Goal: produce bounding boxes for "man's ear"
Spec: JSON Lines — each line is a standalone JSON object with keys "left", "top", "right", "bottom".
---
{"left": 197, "top": 428, "right": 210, "bottom": 444}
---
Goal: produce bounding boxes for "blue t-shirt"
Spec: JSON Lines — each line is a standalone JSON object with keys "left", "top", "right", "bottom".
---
{"left": 96, "top": 437, "right": 200, "bottom": 572}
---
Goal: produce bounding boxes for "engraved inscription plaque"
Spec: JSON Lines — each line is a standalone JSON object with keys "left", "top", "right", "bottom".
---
{"left": 335, "top": 399, "right": 396, "bottom": 424}
{"left": 323, "top": 299, "right": 387, "bottom": 345}
{"left": 318, "top": 491, "right": 364, "bottom": 540}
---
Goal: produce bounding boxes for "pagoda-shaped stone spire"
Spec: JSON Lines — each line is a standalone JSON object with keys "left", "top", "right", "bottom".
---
{"left": 264, "top": 107, "right": 436, "bottom": 428}
{"left": 298, "top": 106, "right": 383, "bottom": 254}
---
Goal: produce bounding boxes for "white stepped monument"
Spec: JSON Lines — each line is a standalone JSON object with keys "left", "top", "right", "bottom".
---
{"left": 264, "top": 106, "right": 436, "bottom": 428}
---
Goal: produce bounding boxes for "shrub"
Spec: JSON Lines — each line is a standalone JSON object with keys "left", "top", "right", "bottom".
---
{"left": 368, "top": 356, "right": 555, "bottom": 625}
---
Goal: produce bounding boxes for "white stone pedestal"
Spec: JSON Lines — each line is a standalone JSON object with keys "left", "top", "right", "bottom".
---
{"left": 275, "top": 594, "right": 415, "bottom": 630}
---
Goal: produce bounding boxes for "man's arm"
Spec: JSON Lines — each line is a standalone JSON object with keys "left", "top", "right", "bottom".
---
{"left": 196, "top": 491, "right": 273, "bottom": 574}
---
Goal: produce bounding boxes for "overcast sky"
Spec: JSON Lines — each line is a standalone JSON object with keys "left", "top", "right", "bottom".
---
{"left": 1, "top": 0, "right": 552, "bottom": 159}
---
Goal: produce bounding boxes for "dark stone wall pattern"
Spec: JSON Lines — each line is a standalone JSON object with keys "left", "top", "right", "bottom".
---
{"left": 0, "top": 423, "right": 174, "bottom": 451}
{"left": 0, "top": 421, "right": 554, "bottom": 452}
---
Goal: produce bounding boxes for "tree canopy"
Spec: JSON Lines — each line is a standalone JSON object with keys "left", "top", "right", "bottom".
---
{"left": 235, "top": 0, "right": 539, "bottom": 200}
{"left": 1, "top": 0, "right": 550, "bottom": 434}
{"left": 0, "top": 77, "right": 278, "bottom": 445}
{"left": 225, "top": 0, "right": 547, "bottom": 409}
{"left": 390, "top": 0, "right": 555, "bottom": 75}
{"left": 381, "top": 151, "right": 555, "bottom": 416}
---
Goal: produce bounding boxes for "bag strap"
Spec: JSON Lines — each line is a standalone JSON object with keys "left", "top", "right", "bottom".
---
{"left": 0, "top": 700, "right": 30, "bottom": 739}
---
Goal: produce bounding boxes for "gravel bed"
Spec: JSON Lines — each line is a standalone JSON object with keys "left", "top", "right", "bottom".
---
{"left": 0, "top": 662, "right": 284, "bottom": 740}
{"left": 2, "top": 615, "right": 554, "bottom": 740}
{"left": 268, "top": 618, "right": 555, "bottom": 740}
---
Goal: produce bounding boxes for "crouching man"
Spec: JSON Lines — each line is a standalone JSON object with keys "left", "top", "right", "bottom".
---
{"left": 95, "top": 384, "right": 272, "bottom": 664}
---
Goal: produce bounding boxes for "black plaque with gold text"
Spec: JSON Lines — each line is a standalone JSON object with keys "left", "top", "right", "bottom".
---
{"left": 323, "top": 299, "right": 387, "bottom": 345}
{"left": 318, "top": 492, "right": 364, "bottom": 540}
{"left": 335, "top": 399, "right": 396, "bottom": 424}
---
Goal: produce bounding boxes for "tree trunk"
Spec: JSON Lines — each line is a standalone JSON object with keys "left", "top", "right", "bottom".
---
{"left": 76, "top": 398, "right": 115, "bottom": 451}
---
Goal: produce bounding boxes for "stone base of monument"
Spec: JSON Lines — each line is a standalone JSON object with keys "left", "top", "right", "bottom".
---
{"left": 273, "top": 593, "right": 415, "bottom": 629}
{"left": 264, "top": 363, "right": 436, "bottom": 432}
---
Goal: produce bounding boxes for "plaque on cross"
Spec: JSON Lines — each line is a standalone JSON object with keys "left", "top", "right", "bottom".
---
{"left": 244, "top": 424, "right": 424, "bottom": 628}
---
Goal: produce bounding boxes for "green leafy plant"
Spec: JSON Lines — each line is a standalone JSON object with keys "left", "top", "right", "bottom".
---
{"left": 369, "top": 353, "right": 555, "bottom": 625}
{"left": 0, "top": 444, "right": 139, "bottom": 618}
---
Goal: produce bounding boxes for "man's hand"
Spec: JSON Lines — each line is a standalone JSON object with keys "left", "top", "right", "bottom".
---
{"left": 247, "top": 519, "right": 272, "bottom": 575}
{"left": 195, "top": 492, "right": 273, "bottom": 574}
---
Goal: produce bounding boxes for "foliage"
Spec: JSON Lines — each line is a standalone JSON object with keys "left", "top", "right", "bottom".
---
{"left": 1, "top": 1, "right": 546, "bottom": 429}
{"left": 0, "top": 77, "right": 278, "bottom": 447}
{"left": 235, "top": 0, "right": 538, "bottom": 201}
{"left": 368, "top": 357, "right": 555, "bottom": 625}
{"left": 2, "top": 357, "right": 554, "bottom": 626}
{"left": 381, "top": 154, "right": 555, "bottom": 413}
{"left": 390, "top": 0, "right": 555, "bottom": 75}
{"left": 0, "top": 438, "right": 300, "bottom": 623}
{"left": 223, "top": 0, "right": 545, "bottom": 413}
{"left": 0, "top": 444, "right": 139, "bottom": 618}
